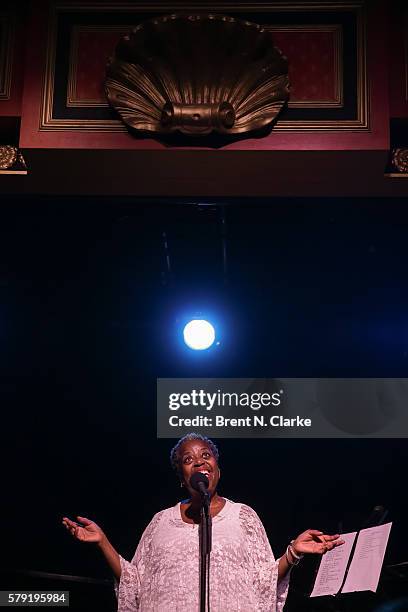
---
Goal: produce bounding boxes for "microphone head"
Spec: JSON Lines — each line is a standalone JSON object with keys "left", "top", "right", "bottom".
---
{"left": 362, "top": 505, "right": 387, "bottom": 528}
{"left": 190, "top": 472, "right": 209, "bottom": 491}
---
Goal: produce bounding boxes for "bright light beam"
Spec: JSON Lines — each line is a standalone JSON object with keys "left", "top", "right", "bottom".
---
{"left": 183, "top": 319, "right": 216, "bottom": 350}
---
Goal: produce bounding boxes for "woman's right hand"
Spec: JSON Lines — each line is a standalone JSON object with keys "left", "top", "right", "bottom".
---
{"left": 62, "top": 516, "right": 105, "bottom": 544}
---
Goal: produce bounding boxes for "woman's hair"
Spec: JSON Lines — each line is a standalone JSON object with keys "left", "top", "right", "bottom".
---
{"left": 170, "top": 432, "right": 219, "bottom": 475}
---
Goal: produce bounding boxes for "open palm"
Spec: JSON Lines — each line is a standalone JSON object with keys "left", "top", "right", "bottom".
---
{"left": 62, "top": 516, "right": 104, "bottom": 544}
{"left": 293, "top": 529, "right": 344, "bottom": 555}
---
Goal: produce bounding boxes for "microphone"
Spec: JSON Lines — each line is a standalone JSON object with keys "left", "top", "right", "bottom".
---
{"left": 190, "top": 472, "right": 210, "bottom": 499}
{"left": 361, "top": 505, "right": 388, "bottom": 529}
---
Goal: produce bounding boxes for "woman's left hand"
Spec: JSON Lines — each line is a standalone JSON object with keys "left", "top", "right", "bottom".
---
{"left": 292, "top": 529, "right": 344, "bottom": 556}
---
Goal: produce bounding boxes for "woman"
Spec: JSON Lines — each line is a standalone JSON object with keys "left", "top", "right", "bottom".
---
{"left": 63, "top": 433, "right": 343, "bottom": 611}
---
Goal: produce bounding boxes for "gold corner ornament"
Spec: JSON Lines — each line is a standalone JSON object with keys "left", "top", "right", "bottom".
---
{"left": 0, "top": 146, "right": 27, "bottom": 174}
{"left": 392, "top": 149, "right": 408, "bottom": 174}
{"left": 105, "top": 13, "right": 290, "bottom": 137}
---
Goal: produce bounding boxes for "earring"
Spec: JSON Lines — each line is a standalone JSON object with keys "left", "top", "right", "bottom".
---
{"left": 218, "top": 468, "right": 221, "bottom": 479}
{"left": 180, "top": 481, "right": 184, "bottom": 488}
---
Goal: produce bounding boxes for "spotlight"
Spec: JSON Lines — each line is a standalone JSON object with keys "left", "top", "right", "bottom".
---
{"left": 183, "top": 319, "right": 216, "bottom": 350}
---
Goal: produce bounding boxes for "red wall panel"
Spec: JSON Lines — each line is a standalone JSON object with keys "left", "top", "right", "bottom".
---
{"left": 272, "top": 28, "right": 341, "bottom": 105}
{"left": 69, "top": 28, "right": 128, "bottom": 105}
{"left": 65, "top": 26, "right": 342, "bottom": 108}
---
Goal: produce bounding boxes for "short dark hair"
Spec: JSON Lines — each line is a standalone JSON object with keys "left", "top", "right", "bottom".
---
{"left": 170, "top": 433, "right": 219, "bottom": 475}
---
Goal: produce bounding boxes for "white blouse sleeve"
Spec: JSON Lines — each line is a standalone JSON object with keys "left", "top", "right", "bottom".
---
{"left": 114, "top": 511, "right": 165, "bottom": 612}
{"left": 239, "top": 504, "right": 290, "bottom": 612}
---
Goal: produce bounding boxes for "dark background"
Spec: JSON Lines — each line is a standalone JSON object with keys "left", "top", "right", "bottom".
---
{"left": 0, "top": 196, "right": 407, "bottom": 610}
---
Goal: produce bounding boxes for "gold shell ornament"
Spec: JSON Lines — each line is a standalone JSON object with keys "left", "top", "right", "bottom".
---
{"left": 105, "top": 14, "right": 290, "bottom": 137}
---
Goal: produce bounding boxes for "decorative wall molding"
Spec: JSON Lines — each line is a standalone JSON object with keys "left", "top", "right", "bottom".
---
{"left": 0, "top": 12, "right": 15, "bottom": 100}
{"left": 405, "top": 15, "right": 408, "bottom": 104}
{"left": 39, "top": 1, "right": 368, "bottom": 134}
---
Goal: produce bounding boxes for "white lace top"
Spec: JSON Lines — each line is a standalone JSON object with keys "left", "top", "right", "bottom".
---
{"left": 115, "top": 499, "right": 290, "bottom": 611}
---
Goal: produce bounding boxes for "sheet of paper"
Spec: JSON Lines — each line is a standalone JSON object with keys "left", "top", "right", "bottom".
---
{"left": 342, "top": 522, "right": 392, "bottom": 593}
{"left": 310, "top": 532, "right": 357, "bottom": 597}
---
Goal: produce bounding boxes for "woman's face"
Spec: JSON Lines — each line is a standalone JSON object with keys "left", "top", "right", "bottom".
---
{"left": 178, "top": 439, "right": 219, "bottom": 497}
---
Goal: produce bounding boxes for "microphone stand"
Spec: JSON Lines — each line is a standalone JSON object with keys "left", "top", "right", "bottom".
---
{"left": 199, "top": 491, "right": 212, "bottom": 612}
